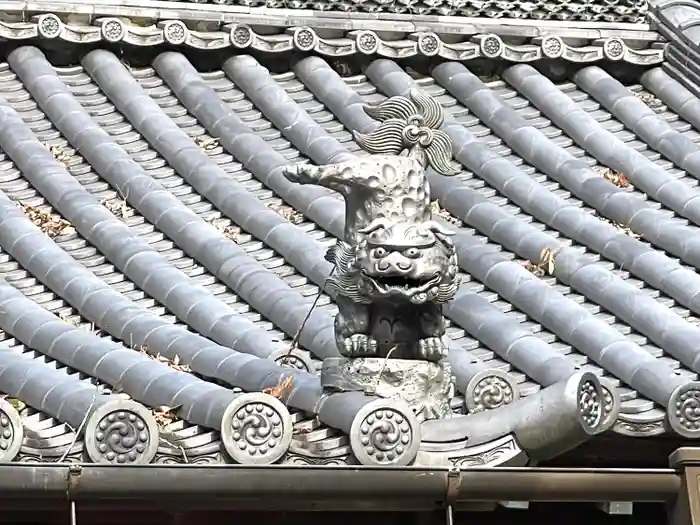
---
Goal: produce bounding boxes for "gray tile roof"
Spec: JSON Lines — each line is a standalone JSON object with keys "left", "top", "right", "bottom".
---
{"left": 1, "top": 36, "right": 700, "bottom": 466}
{"left": 170, "top": 0, "right": 649, "bottom": 22}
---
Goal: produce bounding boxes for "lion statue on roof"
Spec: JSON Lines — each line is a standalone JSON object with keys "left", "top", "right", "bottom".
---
{"left": 284, "top": 88, "right": 460, "bottom": 362}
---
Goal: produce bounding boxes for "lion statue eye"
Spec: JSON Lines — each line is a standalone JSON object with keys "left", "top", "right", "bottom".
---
{"left": 372, "top": 247, "right": 387, "bottom": 258}
{"left": 404, "top": 247, "right": 420, "bottom": 258}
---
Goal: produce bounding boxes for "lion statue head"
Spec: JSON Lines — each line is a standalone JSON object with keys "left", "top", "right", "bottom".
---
{"left": 326, "top": 218, "right": 460, "bottom": 305}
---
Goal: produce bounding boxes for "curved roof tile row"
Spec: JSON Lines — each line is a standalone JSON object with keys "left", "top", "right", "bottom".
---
{"left": 0, "top": 43, "right": 699, "bottom": 466}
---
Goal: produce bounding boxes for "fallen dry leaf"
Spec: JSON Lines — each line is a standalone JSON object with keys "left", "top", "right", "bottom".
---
{"left": 614, "top": 224, "right": 640, "bottom": 238}
{"left": 521, "top": 260, "right": 545, "bottom": 277}
{"left": 595, "top": 167, "right": 630, "bottom": 189}
{"left": 168, "top": 354, "right": 191, "bottom": 373}
{"left": 635, "top": 92, "right": 663, "bottom": 109}
{"left": 220, "top": 225, "right": 243, "bottom": 242}
{"left": 539, "top": 248, "right": 558, "bottom": 276}
{"left": 20, "top": 203, "right": 74, "bottom": 238}
{"left": 430, "top": 200, "right": 460, "bottom": 225}
{"left": 522, "top": 247, "right": 559, "bottom": 277}
{"left": 263, "top": 376, "right": 294, "bottom": 401}
{"left": 46, "top": 143, "right": 71, "bottom": 168}
{"left": 594, "top": 212, "right": 641, "bottom": 239}
{"left": 0, "top": 395, "right": 26, "bottom": 412}
{"left": 194, "top": 136, "right": 220, "bottom": 153}
{"left": 152, "top": 405, "right": 179, "bottom": 428}
{"left": 101, "top": 197, "right": 133, "bottom": 220}
{"left": 267, "top": 203, "right": 304, "bottom": 225}
{"left": 58, "top": 310, "right": 99, "bottom": 333}
{"left": 137, "top": 345, "right": 191, "bottom": 373}
{"left": 206, "top": 216, "right": 243, "bottom": 243}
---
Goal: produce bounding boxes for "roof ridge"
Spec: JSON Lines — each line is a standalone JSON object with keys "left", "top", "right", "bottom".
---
{"left": 6, "top": 0, "right": 653, "bottom": 28}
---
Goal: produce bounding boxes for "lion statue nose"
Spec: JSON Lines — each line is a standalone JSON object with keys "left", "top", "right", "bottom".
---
{"left": 377, "top": 254, "right": 413, "bottom": 274}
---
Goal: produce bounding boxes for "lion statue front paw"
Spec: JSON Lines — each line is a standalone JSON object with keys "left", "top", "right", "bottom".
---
{"left": 342, "top": 334, "right": 379, "bottom": 357}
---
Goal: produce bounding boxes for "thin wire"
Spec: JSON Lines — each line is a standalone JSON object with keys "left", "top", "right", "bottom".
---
{"left": 58, "top": 385, "right": 101, "bottom": 463}
{"left": 279, "top": 266, "right": 336, "bottom": 364}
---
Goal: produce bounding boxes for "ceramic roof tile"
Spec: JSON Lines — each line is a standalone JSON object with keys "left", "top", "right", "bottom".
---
{"left": 0, "top": 28, "right": 699, "bottom": 466}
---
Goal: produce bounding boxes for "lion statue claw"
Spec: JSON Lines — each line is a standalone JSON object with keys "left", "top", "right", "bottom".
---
{"left": 418, "top": 337, "right": 448, "bottom": 361}
{"left": 343, "top": 334, "right": 379, "bottom": 357}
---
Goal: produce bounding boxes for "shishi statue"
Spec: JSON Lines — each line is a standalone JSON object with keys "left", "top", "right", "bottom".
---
{"left": 284, "top": 89, "right": 460, "bottom": 363}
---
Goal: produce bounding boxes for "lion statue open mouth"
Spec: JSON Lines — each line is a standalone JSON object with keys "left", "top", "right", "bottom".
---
{"left": 340, "top": 218, "right": 459, "bottom": 305}
{"left": 322, "top": 218, "right": 460, "bottom": 362}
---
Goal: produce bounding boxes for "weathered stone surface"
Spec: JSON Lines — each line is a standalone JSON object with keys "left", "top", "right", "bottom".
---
{"left": 322, "top": 357, "right": 454, "bottom": 421}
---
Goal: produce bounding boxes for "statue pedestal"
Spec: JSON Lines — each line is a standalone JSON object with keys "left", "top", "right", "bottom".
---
{"left": 321, "top": 357, "right": 454, "bottom": 421}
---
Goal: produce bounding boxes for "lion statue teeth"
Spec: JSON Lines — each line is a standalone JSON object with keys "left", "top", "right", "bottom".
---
{"left": 283, "top": 88, "right": 460, "bottom": 362}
